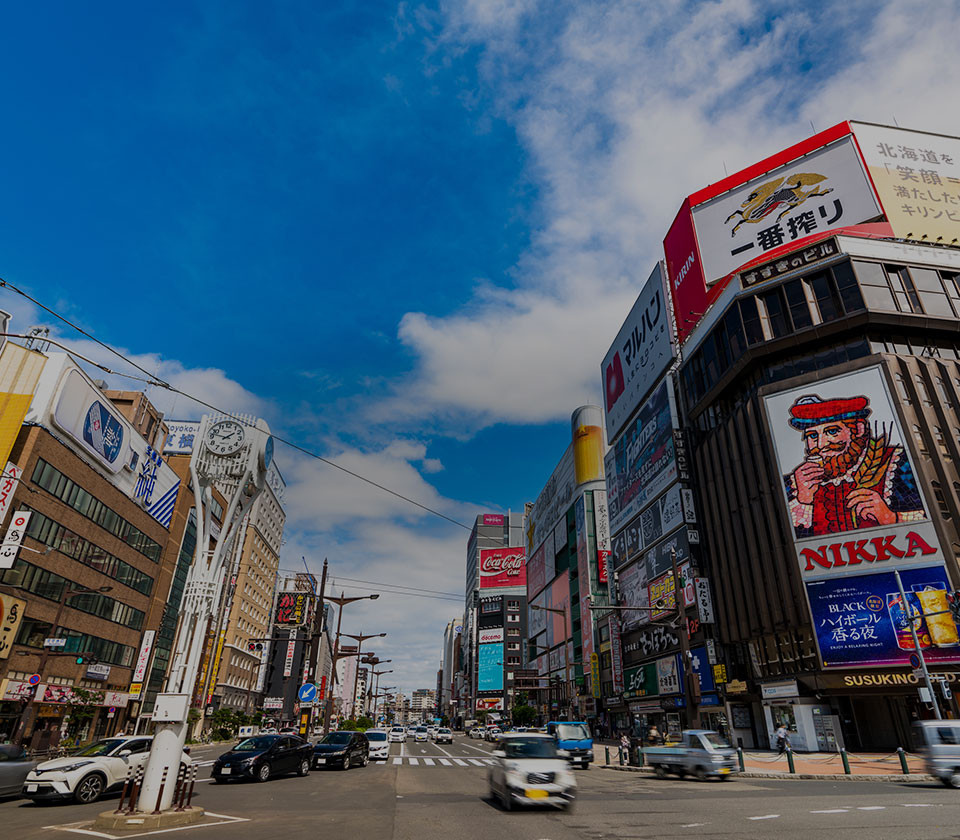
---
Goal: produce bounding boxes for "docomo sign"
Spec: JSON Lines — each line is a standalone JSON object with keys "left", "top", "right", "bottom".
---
{"left": 478, "top": 627, "right": 505, "bottom": 644}
{"left": 478, "top": 547, "right": 526, "bottom": 589}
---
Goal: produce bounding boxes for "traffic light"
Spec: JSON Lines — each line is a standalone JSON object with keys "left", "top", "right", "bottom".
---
{"left": 247, "top": 642, "right": 264, "bottom": 652}
{"left": 75, "top": 656, "right": 86, "bottom": 665}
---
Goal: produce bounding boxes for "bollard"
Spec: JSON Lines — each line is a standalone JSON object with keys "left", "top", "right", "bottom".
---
{"left": 898, "top": 746, "right": 910, "bottom": 774}
{"left": 185, "top": 764, "right": 198, "bottom": 810}
{"left": 840, "top": 747, "right": 851, "bottom": 775}
{"left": 127, "top": 766, "right": 144, "bottom": 814}
{"left": 152, "top": 766, "right": 169, "bottom": 815}
{"left": 605, "top": 746, "right": 610, "bottom": 765}
{"left": 115, "top": 767, "right": 133, "bottom": 814}
{"left": 786, "top": 747, "right": 796, "bottom": 774}
{"left": 638, "top": 747, "right": 645, "bottom": 767}
{"left": 618, "top": 746, "right": 624, "bottom": 765}
{"left": 737, "top": 746, "right": 745, "bottom": 773}
{"left": 174, "top": 765, "right": 188, "bottom": 812}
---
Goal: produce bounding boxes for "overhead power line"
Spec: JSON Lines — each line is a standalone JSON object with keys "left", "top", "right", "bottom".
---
{"left": 0, "top": 280, "right": 476, "bottom": 533}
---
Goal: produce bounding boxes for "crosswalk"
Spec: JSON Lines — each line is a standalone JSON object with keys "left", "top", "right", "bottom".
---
{"left": 388, "top": 756, "right": 494, "bottom": 768}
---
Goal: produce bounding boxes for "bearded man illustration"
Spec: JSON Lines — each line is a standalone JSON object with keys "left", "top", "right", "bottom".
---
{"left": 784, "top": 394, "right": 925, "bottom": 538}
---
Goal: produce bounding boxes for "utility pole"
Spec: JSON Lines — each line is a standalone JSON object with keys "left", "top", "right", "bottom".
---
{"left": 895, "top": 569, "right": 942, "bottom": 720}
{"left": 671, "top": 548, "right": 699, "bottom": 729}
{"left": 320, "top": 592, "right": 380, "bottom": 732}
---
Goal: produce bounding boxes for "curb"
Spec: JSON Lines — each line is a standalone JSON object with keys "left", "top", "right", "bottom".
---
{"left": 598, "top": 764, "right": 935, "bottom": 782}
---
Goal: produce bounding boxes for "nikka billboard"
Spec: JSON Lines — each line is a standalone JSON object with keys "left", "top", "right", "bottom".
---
{"left": 478, "top": 546, "right": 526, "bottom": 590}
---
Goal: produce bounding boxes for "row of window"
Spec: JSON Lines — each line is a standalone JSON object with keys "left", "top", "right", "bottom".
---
{"left": 855, "top": 260, "right": 960, "bottom": 318}
{"left": 15, "top": 618, "right": 136, "bottom": 668}
{"left": 20, "top": 506, "right": 154, "bottom": 596}
{"left": 0, "top": 559, "right": 145, "bottom": 631}
{"left": 32, "top": 459, "right": 163, "bottom": 562}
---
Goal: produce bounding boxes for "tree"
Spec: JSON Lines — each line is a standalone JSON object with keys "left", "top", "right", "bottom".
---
{"left": 210, "top": 707, "right": 237, "bottom": 740}
{"left": 339, "top": 718, "right": 358, "bottom": 731}
{"left": 475, "top": 709, "right": 488, "bottom": 724}
{"left": 64, "top": 687, "right": 100, "bottom": 743}
{"left": 512, "top": 704, "right": 537, "bottom": 727}
{"left": 356, "top": 715, "right": 374, "bottom": 731}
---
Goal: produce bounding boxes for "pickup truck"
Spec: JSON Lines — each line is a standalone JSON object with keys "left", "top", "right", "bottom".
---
{"left": 643, "top": 730, "right": 738, "bottom": 780}
{"left": 546, "top": 721, "right": 593, "bottom": 769}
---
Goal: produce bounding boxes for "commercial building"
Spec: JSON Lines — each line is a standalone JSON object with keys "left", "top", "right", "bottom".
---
{"left": 524, "top": 406, "right": 609, "bottom": 725}
{"left": 439, "top": 616, "right": 461, "bottom": 720}
{"left": 0, "top": 346, "right": 181, "bottom": 747}
{"left": 409, "top": 687, "right": 436, "bottom": 721}
{"left": 461, "top": 513, "right": 524, "bottom": 717}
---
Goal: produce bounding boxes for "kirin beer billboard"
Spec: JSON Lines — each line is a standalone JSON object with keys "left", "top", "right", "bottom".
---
{"left": 478, "top": 547, "right": 526, "bottom": 590}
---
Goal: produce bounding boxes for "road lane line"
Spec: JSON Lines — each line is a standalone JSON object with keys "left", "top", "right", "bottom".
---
{"left": 409, "top": 757, "right": 419, "bottom": 766}
{"left": 483, "top": 759, "right": 495, "bottom": 765}
{"left": 681, "top": 824, "right": 707, "bottom": 828}
{"left": 748, "top": 815, "right": 780, "bottom": 820}
{"left": 393, "top": 757, "right": 402, "bottom": 765}
{"left": 857, "top": 807, "right": 886, "bottom": 811}
{"left": 432, "top": 743, "right": 455, "bottom": 757}
{"left": 811, "top": 810, "right": 849, "bottom": 814}
{"left": 902, "top": 804, "right": 934, "bottom": 807}
{"left": 468, "top": 759, "right": 484, "bottom": 766}
{"left": 439, "top": 759, "right": 452, "bottom": 766}
{"left": 424, "top": 758, "right": 436, "bottom": 766}
{"left": 453, "top": 759, "right": 468, "bottom": 766}
{"left": 459, "top": 741, "right": 494, "bottom": 755}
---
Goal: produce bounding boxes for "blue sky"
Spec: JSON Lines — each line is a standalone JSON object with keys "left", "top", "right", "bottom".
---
{"left": 3, "top": 0, "right": 959, "bottom": 692}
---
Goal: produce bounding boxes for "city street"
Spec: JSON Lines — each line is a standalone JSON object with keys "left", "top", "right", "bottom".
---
{"left": 3, "top": 736, "right": 960, "bottom": 840}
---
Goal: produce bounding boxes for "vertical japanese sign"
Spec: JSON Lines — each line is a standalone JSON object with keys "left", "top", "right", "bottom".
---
{"left": 0, "top": 592, "right": 26, "bottom": 660}
{"left": 609, "top": 614, "right": 624, "bottom": 695}
{"left": 594, "top": 489, "right": 611, "bottom": 585}
{"left": 275, "top": 592, "right": 309, "bottom": 624}
{"left": 128, "top": 630, "right": 155, "bottom": 699}
{"left": 694, "top": 578, "right": 715, "bottom": 624}
{"left": 575, "top": 495, "right": 595, "bottom": 688}
{"left": 0, "top": 510, "right": 31, "bottom": 570}
{"left": 0, "top": 343, "right": 46, "bottom": 471}
{"left": 283, "top": 630, "right": 298, "bottom": 677}
{"left": 853, "top": 122, "right": 960, "bottom": 246}
{"left": 0, "top": 463, "right": 22, "bottom": 527}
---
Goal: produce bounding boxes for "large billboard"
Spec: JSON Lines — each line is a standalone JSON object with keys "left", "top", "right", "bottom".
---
{"left": 479, "top": 547, "right": 526, "bottom": 590}
{"left": 526, "top": 445, "right": 577, "bottom": 557}
{"left": 807, "top": 565, "right": 960, "bottom": 669}
{"left": 763, "top": 365, "right": 941, "bottom": 582}
{"left": 852, "top": 122, "right": 960, "bottom": 247}
{"left": 601, "top": 264, "right": 674, "bottom": 441}
{"left": 478, "top": 642, "right": 504, "bottom": 692}
{"left": 0, "top": 343, "right": 46, "bottom": 472}
{"left": 611, "top": 482, "right": 688, "bottom": 569}
{"left": 605, "top": 379, "right": 678, "bottom": 534}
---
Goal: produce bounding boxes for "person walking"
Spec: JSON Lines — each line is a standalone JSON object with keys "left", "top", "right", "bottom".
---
{"left": 775, "top": 724, "right": 790, "bottom": 754}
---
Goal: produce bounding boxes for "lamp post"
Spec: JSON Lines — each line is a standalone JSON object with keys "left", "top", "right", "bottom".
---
{"left": 343, "top": 632, "right": 386, "bottom": 719}
{"left": 530, "top": 604, "right": 572, "bottom": 719}
{"left": 321, "top": 592, "right": 380, "bottom": 733}
{"left": 3, "top": 580, "right": 113, "bottom": 746}
{"left": 371, "top": 670, "right": 392, "bottom": 719}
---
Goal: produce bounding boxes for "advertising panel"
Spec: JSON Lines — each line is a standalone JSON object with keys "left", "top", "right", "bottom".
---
{"left": 527, "top": 543, "right": 546, "bottom": 599}
{"left": 594, "top": 489, "right": 611, "bottom": 584}
{"left": 617, "top": 558, "right": 649, "bottom": 630}
{"left": 613, "top": 484, "right": 689, "bottom": 570}
{"left": 478, "top": 627, "right": 505, "bottom": 644}
{"left": 644, "top": 528, "right": 695, "bottom": 580}
{"left": 476, "top": 697, "right": 504, "bottom": 711}
{"left": 807, "top": 565, "right": 960, "bottom": 669}
{"left": 853, "top": 122, "right": 960, "bottom": 246}
{"left": 601, "top": 263, "right": 674, "bottom": 440}
{"left": 283, "top": 630, "right": 297, "bottom": 678}
{"left": 0, "top": 462, "right": 23, "bottom": 528}
{"left": 545, "top": 572, "right": 571, "bottom": 649}
{"left": 0, "top": 343, "right": 46, "bottom": 472}
{"left": 664, "top": 199, "right": 716, "bottom": 344}
{"left": 623, "top": 662, "right": 658, "bottom": 699}
{"left": 0, "top": 592, "right": 26, "bottom": 660}
{"left": 528, "top": 589, "right": 548, "bottom": 639}
{"left": 689, "top": 646, "right": 716, "bottom": 693}
{"left": 483, "top": 514, "right": 505, "bottom": 526}
{"left": 131, "top": 630, "right": 155, "bottom": 686}
{"left": 694, "top": 578, "right": 715, "bottom": 624}
{"left": 657, "top": 654, "right": 681, "bottom": 695}
{"left": 647, "top": 562, "right": 693, "bottom": 622}
{"left": 693, "top": 136, "right": 880, "bottom": 289}
{"left": 575, "top": 495, "right": 595, "bottom": 682}
{"left": 526, "top": 446, "right": 577, "bottom": 556}
{"left": 478, "top": 643, "right": 504, "bottom": 692}
{"left": 275, "top": 592, "right": 309, "bottom": 625}
{"left": 609, "top": 613, "right": 624, "bottom": 694}
{"left": 763, "top": 365, "right": 942, "bottom": 582}
{"left": 479, "top": 547, "right": 526, "bottom": 589}
{"left": 162, "top": 420, "right": 200, "bottom": 455}
{"left": 0, "top": 510, "right": 31, "bottom": 570}
{"left": 605, "top": 379, "right": 678, "bottom": 535}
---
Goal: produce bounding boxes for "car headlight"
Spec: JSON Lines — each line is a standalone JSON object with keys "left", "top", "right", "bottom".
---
{"left": 56, "top": 761, "right": 95, "bottom": 773}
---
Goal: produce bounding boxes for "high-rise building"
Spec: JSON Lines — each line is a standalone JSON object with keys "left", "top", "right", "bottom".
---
{"left": 409, "top": 688, "right": 436, "bottom": 721}
{"left": 439, "top": 616, "right": 461, "bottom": 721}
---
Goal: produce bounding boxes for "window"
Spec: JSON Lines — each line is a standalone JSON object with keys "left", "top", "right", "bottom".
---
{"left": 807, "top": 271, "right": 843, "bottom": 322}
{"left": 507, "top": 614, "right": 520, "bottom": 623}
{"left": 854, "top": 260, "right": 897, "bottom": 311}
{"left": 506, "top": 656, "right": 520, "bottom": 665}
{"left": 831, "top": 261, "right": 865, "bottom": 313}
{"left": 759, "top": 287, "right": 792, "bottom": 338}
{"left": 935, "top": 427, "right": 951, "bottom": 459}
{"left": 507, "top": 600, "right": 520, "bottom": 611}
{"left": 783, "top": 279, "right": 813, "bottom": 329}
{"left": 508, "top": 642, "right": 520, "bottom": 651}
{"left": 911, "top": 267, "right": 954, "bottom": 316}
{"left": 507, "top": 628, "right": 520, "bottom": 637}
{"left": 913, "top": 424, "right": 929, "bottom": 456}
{"left": 481, "top": 599, "right": 502, "bottom": 614}
{"left": 932, "top": 481, "right": 952, "bottom": 519}
{"left": 887, "top": 264, "right": 923, "bottom": 313}
{"left": 739, "top": 296, "right": 764, "bottom": 345}
{"left": 916, "top": 375, "right": 934, "bottom": 407}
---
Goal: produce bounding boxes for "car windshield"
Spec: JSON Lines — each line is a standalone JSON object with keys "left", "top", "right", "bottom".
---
{"left": 322, "top": 733, "right": 353, "bottom": 744}
{"left": 439, "top": 729, "right": 451, "bottom": 734}
{"left": 703, "top": 732, "right": 731, "bottom": 749}
{"left": 367, "top": 732, "right": 387, "bottom": 741}
{"left": 502, "top": 738, "right": 557, "bottom": 759}
{"left": 555, "top": 724, "right": 590, "bottom": 741}
{"left": 73, "top": 738, "right": 130, "bottom": 757}
{"left": 392, "top": 727, "right": 404, "bottom": 732}
{"left": 233, "top": 736, "right": 276, "bottom": 752}
{"left": 416, "top": 728, "right": 427, "bottom": 733}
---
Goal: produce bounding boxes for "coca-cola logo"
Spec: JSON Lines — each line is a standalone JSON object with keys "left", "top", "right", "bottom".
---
{"left": 480, "top": 551, "right": 525, "bottom": 576}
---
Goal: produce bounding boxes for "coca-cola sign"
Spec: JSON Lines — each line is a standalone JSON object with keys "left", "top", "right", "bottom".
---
{"left": 479, "top": 547, "right": 526, "bottom": 589}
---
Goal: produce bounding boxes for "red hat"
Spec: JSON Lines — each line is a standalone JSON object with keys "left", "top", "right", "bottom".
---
{"left": 789, "top": 395, "right": 870, "bottom": 429}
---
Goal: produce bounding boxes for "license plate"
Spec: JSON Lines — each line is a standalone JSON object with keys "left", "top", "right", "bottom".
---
{"left": 526, "top": 789, "right": 548, "bottom": 800}
{"left": 220, "top": 767, "right": 231, "bottom": 775}
{"left": 317, "top": 758, "right": 326, "bottom": 764}
{"left": 720, "top": 767, "right": 730, "bottom": 774}
{"left": 26, "top": 784, "right": 37, "bottom": 793}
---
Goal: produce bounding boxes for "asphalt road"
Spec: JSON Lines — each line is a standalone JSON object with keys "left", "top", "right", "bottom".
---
{"left": 3, "top": 735, "right": 960, "bottom": 840}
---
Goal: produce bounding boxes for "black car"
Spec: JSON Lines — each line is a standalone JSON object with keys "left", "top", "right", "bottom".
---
{"left": 212, "top": 735, "right": 313, "bottom": 783}
{"left": 313, "top": 731, "right": 369, "bottom": 770}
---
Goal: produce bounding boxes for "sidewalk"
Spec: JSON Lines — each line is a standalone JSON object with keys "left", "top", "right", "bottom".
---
{"left": 593, "top": 741, "right": 933, "bottom": 781}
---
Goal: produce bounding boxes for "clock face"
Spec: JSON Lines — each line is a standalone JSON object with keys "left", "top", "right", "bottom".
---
{"left": 262, "top": 436, "right": 274, "bottom": 470}
{"left": 205, "top": 419, "right": 246, "bottom": 456}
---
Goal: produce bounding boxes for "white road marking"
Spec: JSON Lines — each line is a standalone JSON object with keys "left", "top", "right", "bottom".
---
{"left": 857, "top": 807, "right": 886, "bottom": 811}
{"left": 748, "top": 815, "right": 780, "bottom": 820}
{"left": 483, "top": 759, "right": 495, "bottom": 765}
{"left": 439, "top": 759, "right": 452, "bottom": 766}
{"left": 424, "top": 758, "right": 436, "bottom": 766}
{"left": 453, "top": 759, "right": 468, "bottom": 766}
{"left": 400, "top": 742, "right": 407, "bottom": 757}
{"left": 468, "top": 759, "right": 484, "bottom": 766}
{"left": 409, "top": 757, "right": 419, "bottom": 766}
{"left": 421, "top": 749, "right": 427, "bottom": 754}
{"left": 459, "top": 741, "right": 494, "bottom": 755}
{"left": 681, "top": 824, "right": 707, "bottom": 828}
{"left": 902, "top": 804, "right": 934, "bottom": 807}
{"left": 811, "top": 810, "right": 849, "bottom": 814}
{"left": 432, "top": 742, "right": 455, "bottom": 757}
{"left": 393, "top": 757, "right": 402, "bottom": 765}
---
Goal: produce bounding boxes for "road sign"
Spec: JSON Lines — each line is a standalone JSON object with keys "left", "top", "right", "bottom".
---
{"left": 909, "top": 653, "right": 921, "bottom": 670}
{"left": 298, "top": 683, "right": 318, "bottom": 704}
{"left": 27, "top": 673, "right": 41, "bottom": 686}
{"left": 44, "top": 637, "right": 66, "bottom": 648}
{"left": 0, "top": 510, "right": 31, "bottom": 570}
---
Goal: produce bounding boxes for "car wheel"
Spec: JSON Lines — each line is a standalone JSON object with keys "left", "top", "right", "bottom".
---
{"left": 256, "top": 763, "right": 271, "bottom": 783}
{"left": 362, "top": 754, "right": 369, "bottom": 767}
{"left": 562, "top": 798, "right": 576, "bottom": 813}
{"left": 949, "top": 771, "right": 960, "bottom": 789}
{"left": 654, "top": 765, "right": 667, "bottom": 779}
{"left": 693, "top": 766, "right": 707, "bottom": 781}
{"left": 297, "top": 759, "right": 310, "bottom": 777}
{"left": 74, "top": 772, "right": 106, "bottom": 804}
{"left": 500, "top": 786, "right": 513, "bottom": 812}
{"left": 342, "top": 755, "right": 351, "bottom": 771}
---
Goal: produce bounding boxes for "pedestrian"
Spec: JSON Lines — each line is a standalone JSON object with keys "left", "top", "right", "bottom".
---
{"left": 647, "top": 724, "right": 662, "bottom": 745}
{"left": 775, "top": 724, "right": 789, "bottom": 754}
{"left": 619, "top": 731, "right": 630, "bottom": 762}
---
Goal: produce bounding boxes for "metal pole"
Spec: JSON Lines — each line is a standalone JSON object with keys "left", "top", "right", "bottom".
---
{"left": 322, "top": 593, "right": 346, "bottom": 733}
{"left": 671, "top": 548, "right": 699, "bottom": 729}
{"left": 894, "top": 569, "right": 942, "bottom": 720}
{"left": 563, "top": 608, "right": 571, "bottom": 719}
{"left": 352, "top": 637, "right": 365, "bottom": 718}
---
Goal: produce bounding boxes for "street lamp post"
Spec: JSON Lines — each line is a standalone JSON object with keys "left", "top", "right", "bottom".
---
{"left": 371, "top": 669, "right": 392, "bottom": 718}
{"left": 530, "top": 605, "right": 572, "bottom": 719}
{"left": 344, "top": 631, "right": 386, "bottom": 718}
{"left": 321, "top": 592, "right": 379, "bottom": 732}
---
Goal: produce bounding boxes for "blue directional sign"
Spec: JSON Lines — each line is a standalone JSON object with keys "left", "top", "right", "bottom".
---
{"left": 297, "top": 683, "right": 318, "bottom": 704}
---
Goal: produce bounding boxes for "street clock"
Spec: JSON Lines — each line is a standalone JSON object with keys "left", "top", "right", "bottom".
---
{"left": 204, "top": 418, "right": 246, "bottom": 456}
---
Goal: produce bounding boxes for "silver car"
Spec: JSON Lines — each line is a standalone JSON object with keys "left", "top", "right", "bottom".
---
{"left": 488, "top": 734, "right": 576, "bottom": 811}
{"left": 0, "top": 744, "right": 36, "bottom": 798}
{"left": 915, "top": 720, "right": 960, "bottom": 787}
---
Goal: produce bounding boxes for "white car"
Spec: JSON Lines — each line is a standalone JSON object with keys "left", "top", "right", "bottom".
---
{"left": 388, "top": 727, "right": 407, "bottom": 743}
{"left": 469, "top": 727, "right": 483, "bottom": 739}
{"left": 365, "top": 730, "right": 390, "bottom": 760}
{"left": 414, "top": 727, "right": 429, "bottom": 742}
{"left": 485, "top": 727, "right": 502, "bottom": 742}
{"left": 23, "top": 736, "right": 191, "bottom": 805}
{"left": 435, "top": 727, "right": 453, "bottom": 744}
{"left": 488, "top": 733, "right": 576, "bottom": 812}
